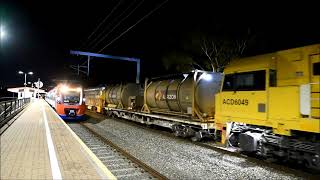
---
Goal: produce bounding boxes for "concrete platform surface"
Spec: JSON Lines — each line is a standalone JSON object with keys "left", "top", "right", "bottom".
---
{"left": 0, "top": 99, "right": 115, "bottom": 180}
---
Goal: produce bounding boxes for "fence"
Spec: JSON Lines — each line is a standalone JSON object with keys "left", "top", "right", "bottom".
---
{"left": 0, "top": 98, "right": 31, "bottom": 128}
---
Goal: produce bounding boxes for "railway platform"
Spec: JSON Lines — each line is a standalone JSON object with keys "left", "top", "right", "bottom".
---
{"left": 0, "top": 99, "right": 116, "bottom": 180}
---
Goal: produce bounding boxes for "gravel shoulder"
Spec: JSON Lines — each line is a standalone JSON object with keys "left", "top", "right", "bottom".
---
{"left": 83, "top": 113, "right": 312, "bottom": 180}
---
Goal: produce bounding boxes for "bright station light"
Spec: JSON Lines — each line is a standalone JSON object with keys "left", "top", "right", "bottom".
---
{"left": 0, "top": 25, "right": 5, "bottom": 40}
{"left": 202, "top": 73, "right": 213, "bottom": 81}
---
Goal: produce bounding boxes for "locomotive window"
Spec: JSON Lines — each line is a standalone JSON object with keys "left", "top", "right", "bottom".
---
{"left": 222, "top": 70, "right": 266, "bottom": 91}
{"left": 269, "top": 70, "right": 277, "bottom": 87}
{"left": 313, "top": 62, "right": 320, "bottom": 75}
{"left": 222, "top": 75, "right": 234, "bottom": 91}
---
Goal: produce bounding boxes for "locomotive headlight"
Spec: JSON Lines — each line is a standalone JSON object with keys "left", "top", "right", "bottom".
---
{"left": 202, "top": 73, "right": 213, "bottom": 81}
{"left": 61, "top": 85, "right": 69, "bottom": 93}
{"left": 56, "top": 97, "right": 62, "bottom": 104}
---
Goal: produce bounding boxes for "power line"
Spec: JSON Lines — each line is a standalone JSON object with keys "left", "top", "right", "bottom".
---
{"left": 97, "top": 0, "right": 169, "bottom": 53}
{"left": 87, "top": 0, "right": 142, "bottom": 47}
{"left": 80, "top": 0, "right": 124, "bottom": 49}
{"left": 90, "top": 0, "right": 145, "bottom": 50}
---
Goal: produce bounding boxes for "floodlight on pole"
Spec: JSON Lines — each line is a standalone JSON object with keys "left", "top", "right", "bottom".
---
{"left": 18, "top": 70, "right": 33, "bottom": 87}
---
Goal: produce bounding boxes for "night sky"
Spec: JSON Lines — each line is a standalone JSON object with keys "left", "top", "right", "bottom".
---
{"left": 1, "top": 1, "right": 320, "bottom": 92}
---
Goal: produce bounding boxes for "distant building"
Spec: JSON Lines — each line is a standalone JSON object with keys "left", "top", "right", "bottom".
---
{"left": 7, "top": 87, "right": 46, "bottom": 100}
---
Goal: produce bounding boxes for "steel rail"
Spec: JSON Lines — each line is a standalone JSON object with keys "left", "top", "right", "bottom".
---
{"left": 79, "top": 122, "right": 169, "bottom": 180}
{"left": 85, "top": 110, "right": 320, "bottom": 178}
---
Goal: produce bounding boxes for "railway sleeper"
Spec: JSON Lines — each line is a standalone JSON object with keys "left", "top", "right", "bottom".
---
{"left": 101, "top": 110, "right": 320, "bottom": 171}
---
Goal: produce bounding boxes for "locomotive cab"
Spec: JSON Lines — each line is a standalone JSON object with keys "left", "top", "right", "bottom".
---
{"left": 215, "top": 44, "right": 320, "bottom": 170}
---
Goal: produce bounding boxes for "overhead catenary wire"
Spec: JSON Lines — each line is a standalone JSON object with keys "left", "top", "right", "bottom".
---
{"left": 80, "top": 0, "right": 124, "bottom": 49}
{"left": 86, "top": 0, "right": 142, "bottom": 49}
{"left": 97, "top": 0, "right": 169, "bottom": 53}
{"left": 90, "top": 0, "right": 145, "bottom": 50}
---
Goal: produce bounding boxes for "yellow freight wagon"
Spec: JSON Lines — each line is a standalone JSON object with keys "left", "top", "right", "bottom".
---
{"left": 215, "top": 44, "right": 320, "bottom": 170}
{"left": 84, "top": 87, "right": 106, "bottom": 113}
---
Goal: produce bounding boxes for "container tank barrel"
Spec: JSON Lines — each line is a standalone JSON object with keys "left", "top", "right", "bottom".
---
{"left": 144, "top": 71, "right": 222, "bottom": 119}
{"left": 105, "top": 83, "right": 143, "bottom": 108}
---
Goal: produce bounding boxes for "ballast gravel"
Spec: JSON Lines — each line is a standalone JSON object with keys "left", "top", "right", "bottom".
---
{"left": 83, "top": 115, "right": 308, "bottom": 180}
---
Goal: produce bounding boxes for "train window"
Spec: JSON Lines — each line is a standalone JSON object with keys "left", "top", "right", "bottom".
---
{"left": 62, "top": 91, "right": 80, "bottom": 103}
{"left": 269, "top": 70, "right": 277, "bottom": 87}
{"left": 222, "top": 74, "right": 234, "bottom": 91}
{"left": 313, "top": 62, "right": 320, "bottom": 75}
{"left": 222, "top": 70, "right": 266, "bottom": 91}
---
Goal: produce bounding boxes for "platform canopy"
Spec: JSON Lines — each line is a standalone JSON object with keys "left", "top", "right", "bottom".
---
{"left": 7, "top": 87, "right": 46, "bottom": 99}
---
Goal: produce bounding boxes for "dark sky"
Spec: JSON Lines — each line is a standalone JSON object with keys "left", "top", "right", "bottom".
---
{"left": 1, "top": 1, "right": 320, "bottom": 90}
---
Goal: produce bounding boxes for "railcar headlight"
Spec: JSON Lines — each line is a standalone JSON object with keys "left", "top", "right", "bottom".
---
{"left": 56, "top": 97, "right": 62, "bottom": 104}
{"left": 61, "top": 85, "right": 69, "bottom": 93}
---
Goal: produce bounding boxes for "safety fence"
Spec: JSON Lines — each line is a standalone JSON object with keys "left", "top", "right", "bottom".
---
{"left": 0, "top": 98, "right": 30, "bottom": 129}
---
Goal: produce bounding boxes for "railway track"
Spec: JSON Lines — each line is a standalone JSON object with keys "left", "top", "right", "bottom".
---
{"left": 67, "top": 122, "right": 168, "bottom": 180}
{"left": 84, "top": 111, "right": 320, "bottom": 178}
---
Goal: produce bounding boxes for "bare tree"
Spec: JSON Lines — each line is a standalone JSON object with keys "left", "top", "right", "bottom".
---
{"left": 161, "top": 28, "right": 253, "bottom": 73}
{"left": 201, "top": 38, "right": 247, "bottom": 72}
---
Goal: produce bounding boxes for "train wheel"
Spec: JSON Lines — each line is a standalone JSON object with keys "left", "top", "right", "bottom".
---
{"left": 191, "top": 136, "right": 200, "bottom": 142}
{"left": 172, "top": 125, "right": 182, "bottom": 137}
{"left": 174, "top": 130, "right": 181, "bottom": 137}
{"left": 305, "top": 154, "right": 320, "bottom": 171}
{"left": 191, "top": 131, "right": 202, "bottom": 142}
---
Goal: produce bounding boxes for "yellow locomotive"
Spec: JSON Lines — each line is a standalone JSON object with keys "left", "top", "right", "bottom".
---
{"left": 215, "top": 44, "right": 320, "bottom": 169}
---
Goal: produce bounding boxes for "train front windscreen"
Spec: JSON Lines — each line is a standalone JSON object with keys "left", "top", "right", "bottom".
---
{"left": 62, "top": 91, "right": 80, "bottom": 104}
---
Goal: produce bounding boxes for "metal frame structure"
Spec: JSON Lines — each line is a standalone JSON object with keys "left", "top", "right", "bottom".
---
{"left": 70, "top": 50, "right": 141, "bottom": 84}
{"left": 0, "top": 98, "right": 30, "bottom": 133}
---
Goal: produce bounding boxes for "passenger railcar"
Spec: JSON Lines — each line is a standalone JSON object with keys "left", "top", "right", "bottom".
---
{"left": 46, "top": 84, "right": 86, "bottom": 120}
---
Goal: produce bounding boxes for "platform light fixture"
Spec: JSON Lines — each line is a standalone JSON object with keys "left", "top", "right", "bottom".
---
{"left": 18, "top": 71, "right": 34, "bottom": 87}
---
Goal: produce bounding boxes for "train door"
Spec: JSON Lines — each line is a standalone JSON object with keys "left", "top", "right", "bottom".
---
{"left": 310, "top": 54, "right": 320, "bottom": 118}
{"left": 219, "top": 70, "right": 268, "bottom": 122}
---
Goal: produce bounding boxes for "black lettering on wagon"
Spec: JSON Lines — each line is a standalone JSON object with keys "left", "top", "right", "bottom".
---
{"left": 223, "top": 99, "right": 248, "bottom": 105}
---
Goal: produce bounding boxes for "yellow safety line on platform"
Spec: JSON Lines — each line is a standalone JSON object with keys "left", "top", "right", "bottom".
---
{"left": 43, "top": 101, "right": 116, "bottom": 180}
